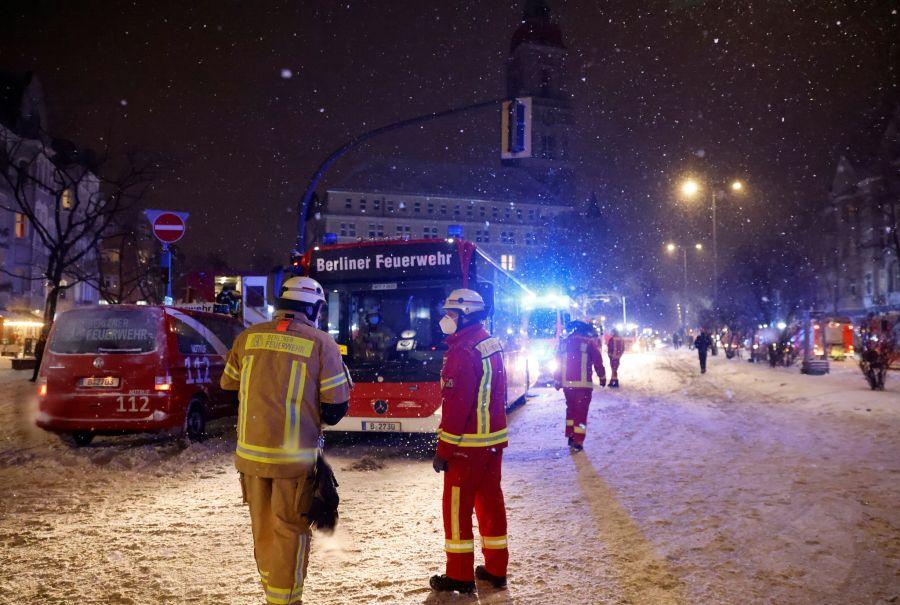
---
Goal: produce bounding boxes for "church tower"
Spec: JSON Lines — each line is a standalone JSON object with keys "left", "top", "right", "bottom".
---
{"left": 505, "top": 0, "right": 575, "bottom": 203}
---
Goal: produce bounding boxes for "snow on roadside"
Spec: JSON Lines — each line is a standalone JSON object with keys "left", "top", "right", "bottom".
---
{"left": 1, "top": 350, "right": 898, "bottom": 604}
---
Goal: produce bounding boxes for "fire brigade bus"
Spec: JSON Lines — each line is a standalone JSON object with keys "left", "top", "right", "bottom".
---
{"left": 301, "top": 238, "right": 531, "bottom": 433}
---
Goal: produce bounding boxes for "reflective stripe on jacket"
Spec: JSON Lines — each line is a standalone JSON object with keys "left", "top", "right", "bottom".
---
{"left": 555, "top": 334, "right": 605, "bottom": 389}
{"left": 437, "top": 323, "right": 508, "bottom": 458}
{"left": 221, "top": 315, "right": 351, "bottom": 478}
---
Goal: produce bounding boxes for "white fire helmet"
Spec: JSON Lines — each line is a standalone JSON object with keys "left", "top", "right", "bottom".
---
{"left": 279, "top": 276, "right": 326, "bottom": 306}
{"left": 442, "top": 289, "right": 485, "bottom": 315}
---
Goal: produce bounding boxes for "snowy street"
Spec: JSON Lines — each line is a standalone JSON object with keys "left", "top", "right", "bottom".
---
{"left": 1, "top": 349, "right": 899, "bottom": 605}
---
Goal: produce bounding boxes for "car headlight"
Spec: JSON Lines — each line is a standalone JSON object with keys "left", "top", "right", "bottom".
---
{"left": 547, "top": 359, "right": 559, "bottom": 373}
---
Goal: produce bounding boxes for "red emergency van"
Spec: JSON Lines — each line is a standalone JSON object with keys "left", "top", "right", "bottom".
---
{"left": 36, "top": 305, "right": 243, "bottom": 446}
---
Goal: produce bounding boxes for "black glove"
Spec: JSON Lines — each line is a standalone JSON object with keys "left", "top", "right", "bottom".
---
{"left": 432, "top": 455, "right": 448, "bottom": 473}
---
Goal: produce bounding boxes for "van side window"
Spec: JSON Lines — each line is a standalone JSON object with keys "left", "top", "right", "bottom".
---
{"left": 172, "top": 319, "right": 211, "bottom": 355}
{"left": 205, "top": 317, "right": 241, "bottom": 349}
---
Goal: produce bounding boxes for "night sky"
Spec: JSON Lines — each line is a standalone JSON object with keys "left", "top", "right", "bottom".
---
{"left": 1, "top": 0, "right": 897, "bottom": 272}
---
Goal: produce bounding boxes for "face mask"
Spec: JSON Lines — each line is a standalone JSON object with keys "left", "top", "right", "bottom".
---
{"left": 439, "top": 314, "right": 458, "bottom": 335}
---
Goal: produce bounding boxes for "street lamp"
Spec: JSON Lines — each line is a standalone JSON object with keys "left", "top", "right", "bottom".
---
{"left": 678, "top": 177, "right": 746, "bottom": 318}
{"left": 665, "top": 242, "right": 704, "bottom": 328}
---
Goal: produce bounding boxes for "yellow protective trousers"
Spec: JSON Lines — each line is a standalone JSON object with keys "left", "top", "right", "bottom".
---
{"left": 241, "top": 473, "right": 314, "bottom": 605}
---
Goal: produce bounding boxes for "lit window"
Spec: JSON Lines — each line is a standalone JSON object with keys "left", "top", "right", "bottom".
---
{"left": 61, "top": 189, "right": 74, "bottom": 209}
{"left": 501, "top": 254, "right": 516, "bottom": 271}
{"left": 14, "top": 213, "right": 27, "bottom": 238}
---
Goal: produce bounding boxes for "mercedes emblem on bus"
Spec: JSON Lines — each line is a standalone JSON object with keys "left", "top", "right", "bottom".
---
{"left": 373, "top": 400, "right": 388, "bottom": 415}
{"left": 93, "top": 357, "right": 104, "bottom": 369}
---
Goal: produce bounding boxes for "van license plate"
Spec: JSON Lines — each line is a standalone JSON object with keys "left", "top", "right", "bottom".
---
{"left": 80, "top": 377, "right": 120, "bottom": 388}
{"left": 362, "top": 421, "right": 401, "bottom": 432}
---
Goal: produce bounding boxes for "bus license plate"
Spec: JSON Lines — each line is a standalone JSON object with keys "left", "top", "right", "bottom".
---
{"left": 80, "top": 376, "right": 120, "bottom": 388}
{"left": 362, "top": 421, "right": 401, "bottom": 432}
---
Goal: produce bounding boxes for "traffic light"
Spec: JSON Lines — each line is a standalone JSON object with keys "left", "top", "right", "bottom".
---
{"left": 501, "top": 97, "right": 532, "bottom": 159}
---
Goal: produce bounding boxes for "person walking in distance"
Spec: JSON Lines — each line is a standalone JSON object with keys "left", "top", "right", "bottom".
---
{"left": 606, "top": 328, "right": 626, "bottom": 388}
{"left": 694, "top": 328, "right": 713, "bottom": 374}
{"left": 431, "top": 288, "right": 509, "bottom": 594}
{"left": 221, "top": 276, "right": 352, "bottom": 605}
{"left": 554, "top": 321, "right": 606, "bottom": 452}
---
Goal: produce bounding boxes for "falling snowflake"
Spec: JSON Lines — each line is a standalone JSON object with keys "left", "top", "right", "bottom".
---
{"left": 120, "top": 99, "right": 128, "bottom": 107}
{"left": 280, "top": 68, "right": 293, "bottom": 79}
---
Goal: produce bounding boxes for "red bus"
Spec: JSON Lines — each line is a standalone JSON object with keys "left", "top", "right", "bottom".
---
{"left": 301, "top": 238, "right": 531, "bottom": 433}
{"left": 36, "top": 305, "right": 244, "bottom": 446}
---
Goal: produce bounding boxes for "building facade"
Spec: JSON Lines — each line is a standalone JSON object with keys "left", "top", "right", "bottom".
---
{"left": 311, "top": 160, "right": 565, "bottom": 270}
{"left": 817, "top": 106, "right": 900, "bottom": 318}
{"left": 0, "top": 72, "right": 100, "bottom": 352}
{"left": 308, "top": 0, "right": 577, "bottom": 273}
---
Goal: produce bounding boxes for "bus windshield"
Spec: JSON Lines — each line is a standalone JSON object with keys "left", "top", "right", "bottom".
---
{"left": 528, "top": 308, "right": 565, "bottom": 339}
{"left": 348, "top": 288, "right": 446, "bottom": 364}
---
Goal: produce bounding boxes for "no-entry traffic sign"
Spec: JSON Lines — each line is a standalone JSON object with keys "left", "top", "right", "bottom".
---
{"left": 151, "top": 212, "right": 186, "bottom": 244}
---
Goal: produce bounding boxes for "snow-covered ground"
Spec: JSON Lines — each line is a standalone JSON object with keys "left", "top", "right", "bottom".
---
{"left": 1, "top": 350, "right": 898, "bottom": 605}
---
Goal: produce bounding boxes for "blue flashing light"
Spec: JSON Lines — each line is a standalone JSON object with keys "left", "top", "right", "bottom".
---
{"left": 323, "top": 232, "right": 338, "bottom": 245}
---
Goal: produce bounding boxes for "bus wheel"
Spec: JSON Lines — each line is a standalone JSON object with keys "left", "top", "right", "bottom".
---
{"left": 184, "top": 398, "right": 207, "bottom": 443}
{"left": 62, "top": 431, "right": 94, "bottom": 447}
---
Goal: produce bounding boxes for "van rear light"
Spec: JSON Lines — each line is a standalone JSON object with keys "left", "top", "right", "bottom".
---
{"left": 38, "top": 379, "right": 47, "bottom": 397}
{"left": 154, "top": 376, "right": 172, "bottom": 391}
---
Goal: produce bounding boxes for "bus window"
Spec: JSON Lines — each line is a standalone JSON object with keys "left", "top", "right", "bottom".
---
{"left": 325, "top": 289, "right": 341, "bottom": 339}
{"left": 348, "top": 288, "right": 444, "bottom": 363}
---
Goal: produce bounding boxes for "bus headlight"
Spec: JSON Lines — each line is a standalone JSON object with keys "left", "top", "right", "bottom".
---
{"left": 547, "top": 359, "right": 559, "bottom": 373}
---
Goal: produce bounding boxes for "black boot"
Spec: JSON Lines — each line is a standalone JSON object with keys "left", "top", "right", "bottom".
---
{"left": 430, "top": 574, "right": 475, "bottom": 593}
{"left": 475, "top": 565, "right": 507, "bottom": 589}
{"left": 609, "top": 378, "right": 619, "bottom": 388}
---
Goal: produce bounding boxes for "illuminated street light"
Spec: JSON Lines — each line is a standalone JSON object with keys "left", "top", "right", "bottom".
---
{"left": 666, "top": 242, "right": 676, "bottom": 253}
{"left": 680, "top": 179, "right": 700, "bottom": 198}
{"left": 695, "top": 243, "right": 703, "bottom": 250}
{"left": 676, "top": 175, "right": 747, "bottom": 322}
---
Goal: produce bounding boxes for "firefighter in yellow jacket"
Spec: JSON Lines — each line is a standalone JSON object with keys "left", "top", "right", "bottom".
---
{"left": 221, "top": 276, "right": 351, "bottom": 605}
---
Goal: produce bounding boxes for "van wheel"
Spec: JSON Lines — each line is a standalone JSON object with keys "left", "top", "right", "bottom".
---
{"left": 184, "top": 398, "right": 207, "bottom": 443}
{"left": 62, "top": 431, "right": 94, "bottom": 447}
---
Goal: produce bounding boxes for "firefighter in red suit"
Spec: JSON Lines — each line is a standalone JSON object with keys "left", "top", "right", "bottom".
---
{"left": 554, "top": 321, "right": 606, "bottom": 452}
{"left": 607, "top": 328, "right": 626, "bottom": 388}
{"left": 430, "top": 288, "right": 509, "bottom": 594}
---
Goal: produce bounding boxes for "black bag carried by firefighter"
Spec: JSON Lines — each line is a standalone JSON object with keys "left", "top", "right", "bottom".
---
{"left": 308, "top": 452, "right": 340, "bottom": 532}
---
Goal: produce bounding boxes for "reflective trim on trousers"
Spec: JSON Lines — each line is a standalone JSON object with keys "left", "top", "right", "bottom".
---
{"left": 481, "top": 535, "right": 508, "bottom": 550}
{"left": 445, "top": 539, "right": 475, "bottom": 553}
{"left": 291, "top": 533, "right": 309, "bottom": 603}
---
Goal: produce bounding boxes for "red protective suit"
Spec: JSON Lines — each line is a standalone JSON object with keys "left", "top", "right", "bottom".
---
{"left": 606, "top": 334, "right": 626, "bottom": 381}
{"left": 555, "top": 334, "right": 606, "bottom": 444}
{"left": 437, "top": 323, "right": 509, "bottom": 583}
